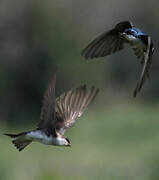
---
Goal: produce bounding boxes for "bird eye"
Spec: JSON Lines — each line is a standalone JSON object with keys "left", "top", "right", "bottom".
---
{"left": 65, "top": 137, "right": 70, "bottom": 143}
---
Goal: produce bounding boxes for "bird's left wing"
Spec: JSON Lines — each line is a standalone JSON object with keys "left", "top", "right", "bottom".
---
{"left": 37, "top": 73, "right": 57, "bottom": 129}
{"left": 55, "top": 85, "right": 99, "bottom": 136}
{"left": 81, "top": 29, "right": 125, "bottom": 59}
{"left": 133, "top": 36, "right": 154, "bottom": 97}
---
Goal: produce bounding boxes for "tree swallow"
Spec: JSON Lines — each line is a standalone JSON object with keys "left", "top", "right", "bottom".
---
{"left": 4, "top": 73, "right": 99, "bottom": 151}
{"left": 81, "top": 21, "right": 154, "bottom": 97}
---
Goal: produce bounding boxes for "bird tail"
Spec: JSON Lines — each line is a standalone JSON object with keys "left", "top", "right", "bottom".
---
{"left": 4, "top": 132, "right": 32, "bottom": 152}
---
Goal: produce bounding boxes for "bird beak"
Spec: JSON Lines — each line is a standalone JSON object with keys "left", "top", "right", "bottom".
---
{"left": 120, "top": 32, "right": 126, "bottom": 37}
{"left": 68, "top": 143, "right": 71, "bottom": 147}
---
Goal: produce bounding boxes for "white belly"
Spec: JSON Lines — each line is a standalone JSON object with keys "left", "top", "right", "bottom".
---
{"left": 26, "top": 130, "right": 53, "bottom": 145}
{"left": 26, "top": 130, "right": 66, "bottom": 146}
{"left": 126, "top": 35, "right": 145, "bottom": 48}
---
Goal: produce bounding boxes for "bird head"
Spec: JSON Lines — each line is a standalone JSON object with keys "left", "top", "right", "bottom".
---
{"left": 120, "top": 28, "right": 138, "bottom": 42}
{"left": 115, "top": 21, "right": 133, "bottom": 32}
{"left": 124, "top": 28, "right": 136, "bottom": 36}
{"left": 65, "top": 137, "right": 71, "bottom": 147}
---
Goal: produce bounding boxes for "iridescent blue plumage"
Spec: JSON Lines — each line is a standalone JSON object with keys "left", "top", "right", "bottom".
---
{"left": 124, "top": 27, "right": 146, "bottom": 37}
{"left": 81, "top": 21, "right": 154, "bottom": 97}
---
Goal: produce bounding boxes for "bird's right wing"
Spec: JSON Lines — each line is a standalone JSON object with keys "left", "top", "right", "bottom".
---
{"left": 55, "top": 85, "right": 99, "bottom": 136}
{"left": 133, "top": 36, "right": 154, "bottom": 97}
{"left": 81, "top": 29, "right": 125, "bottom": 59}
{"left": 37, "top": 73, "right": 56, "bottom": 129}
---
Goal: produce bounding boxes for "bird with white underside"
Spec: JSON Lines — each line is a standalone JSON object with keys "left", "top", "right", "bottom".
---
{"left": 81, "top": 21, "right": 154, "bottom": 97}
{"left": 4, "top": 72, "right": 99, "bottom": 151}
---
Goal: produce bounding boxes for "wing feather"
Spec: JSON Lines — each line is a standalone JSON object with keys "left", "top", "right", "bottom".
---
{"left": 55, "top": 85, "right": 99, "bottom": 136}
{"left": 37, "top": 73, "right": 56, "bottom": 129}
{"left": 81, "top": 29, "right": 125, "bottom": 59}
{"left": 133, "top": 36, "right": 154, "bottom": 97}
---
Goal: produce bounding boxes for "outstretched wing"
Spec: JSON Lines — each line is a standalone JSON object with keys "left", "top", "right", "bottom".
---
{"left": 37, "top": 73, "right": 56, "bottom": 129}
{"left": 81, "top": 29, "right": 126, "bottom": 59}
{"left": 133, "top": 36, "right": 154, "bottom": 97}
{"left": 55, "top": 85, "right": 99, "bottom": 136}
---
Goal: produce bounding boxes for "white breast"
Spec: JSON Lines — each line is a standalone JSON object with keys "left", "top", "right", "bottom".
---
{"left": 26, "top": 130, "right": 67, "bottom": 146}
{"left": 52, "top": 137, "right": 68, "bottom": 146}
{"left": 126, "top": 35, "right": 145, "bottom": 47}
{"left": 26, "top": 130, "right": 53, "bottom": 145}
{"left": 126, "top": 34, "right": 137, "bottom": 42}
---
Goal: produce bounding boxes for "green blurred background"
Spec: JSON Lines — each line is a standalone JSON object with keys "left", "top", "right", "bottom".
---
{"left": 0, "top": 0, "right": 159, "bottom": 179}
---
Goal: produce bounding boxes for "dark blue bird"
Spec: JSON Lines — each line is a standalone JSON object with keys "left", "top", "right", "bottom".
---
{"left": 81, "top": 21, "right": 154, "bottom": 97}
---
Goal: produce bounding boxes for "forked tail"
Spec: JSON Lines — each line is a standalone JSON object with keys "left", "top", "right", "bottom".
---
{"left": 4, "top": 132, "right": 32, "bottom": 152}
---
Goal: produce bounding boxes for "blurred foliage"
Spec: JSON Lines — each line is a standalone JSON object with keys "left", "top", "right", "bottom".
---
{"left": 0, "top": 0, "right": 159, "bottom": 179}
{"left": 0, "top": 0, "right": 158, "bottom": 124}
{"left": 1, "top": 104, "right": 159, "bottom": 180}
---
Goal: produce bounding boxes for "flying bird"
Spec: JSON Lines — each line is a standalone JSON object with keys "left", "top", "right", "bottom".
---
{"left": 81, "top": 21, "right": 154, "bottom": 97}
{"left": 4, "top": 73, "right": 99, "bottom": 151}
